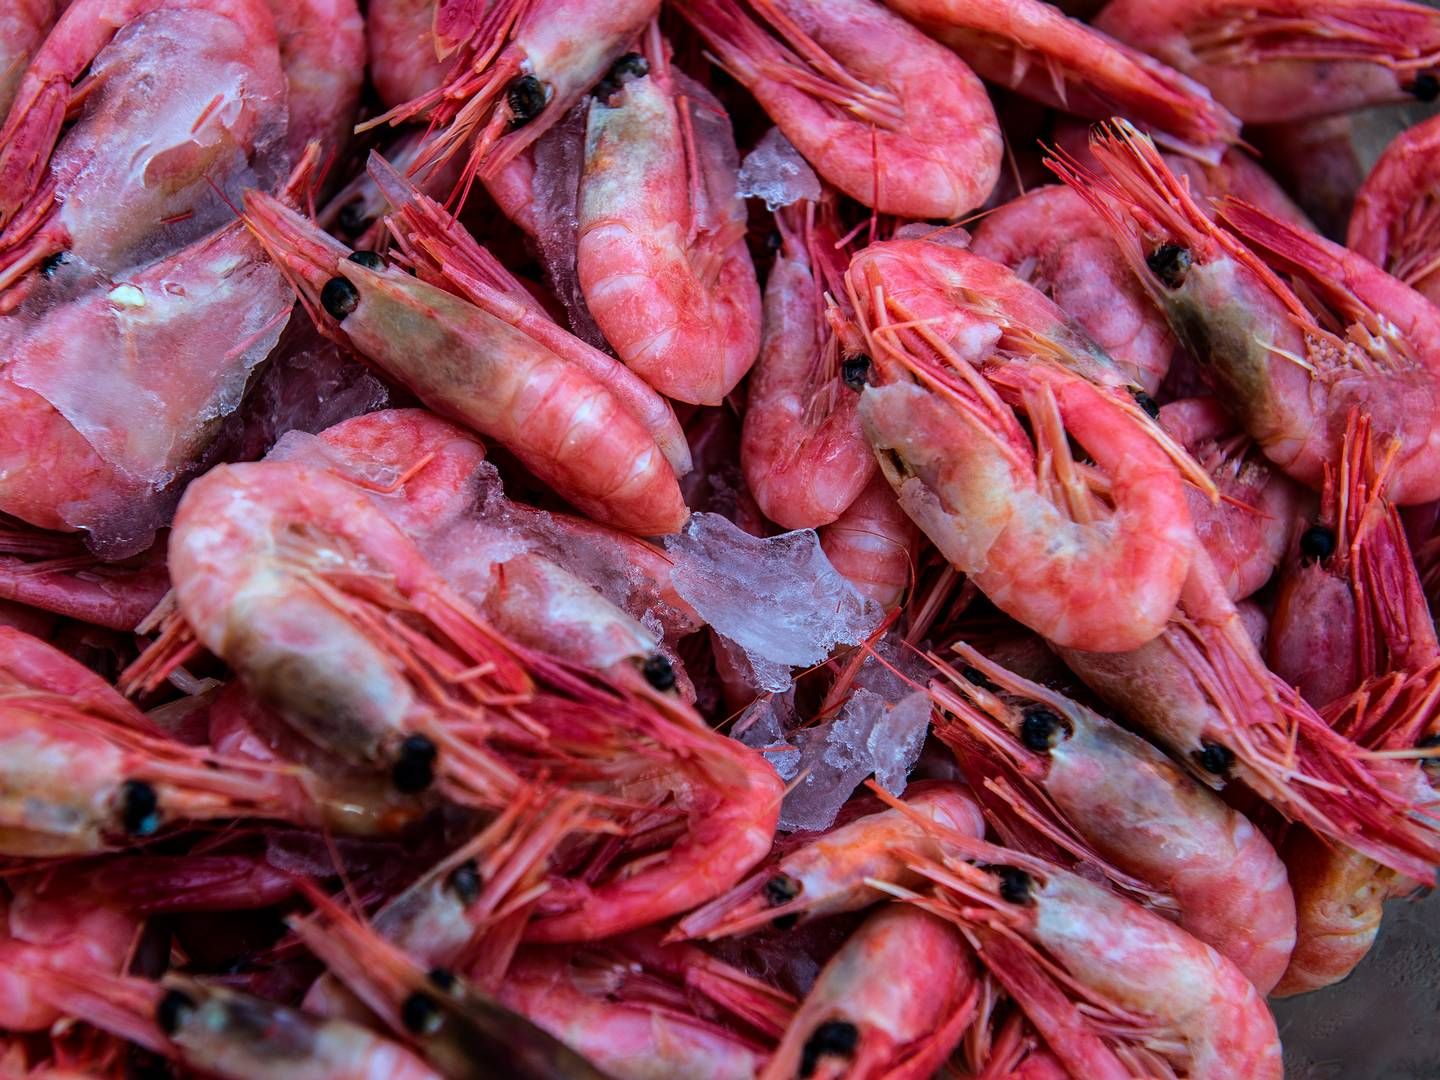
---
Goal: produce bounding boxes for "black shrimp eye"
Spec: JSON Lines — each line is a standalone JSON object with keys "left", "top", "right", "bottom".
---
{"left": 799, "top": 1019, "right": 860, "bottom": 1079}
{"left": 337, "top": 199, "right": 369, "bottom": 236}
{"left": 1299, "top": 524, "right": 1337, "bottom": 564}
{"left": 392, "top": 733, "right": 437, "bottom": 793}
{"left": 120, "top": 779, "right": 161, "bottom": 836}
{"left": 320, "top": 276, "right": 360, "bottom": 320}
{"left": 1131, "top": 388, "right": 1161, "bottom": 420}
{"left": 427, "top": 967, "right": 458, "bottom": 993}
{"left": 401, "top": 991, "right": 443, "bottom": 1036}
{"left": 447, "top": 859, "right": 482, "bottom": 905}
{"left": 1019, "top": 706, "right": 1068, "bottom": 752}
{"left": 763, "top": 873, "right": 802, "bottom": 906}
{"left": 992, "top": 865, "right": 1033, "bottom": 905}
{"left": 642, "top": 653, "right": 677, "bottom": 691}
{"left": 347, "top": 250, "right": 384, "bottom": 271}
{"left": 841, "top": 354, "right": 872, "bottom": 391}
{"left": 156, "top": 989, "right": 196, "bottom": 1036}
{"left": 505, "top": 75, "right": 549, "bottom": 129}
{"left": 1407, "top": 73, "right": 1440, "bottom": 102}
{"left": 39, "top": 251, "right": 67, "bottom": 278}
{"left": 1194, "top": 740, "right": 1235, "bottom": 776}
{"left": 1146, "top": 243, "right": 1192, "bottom": 289}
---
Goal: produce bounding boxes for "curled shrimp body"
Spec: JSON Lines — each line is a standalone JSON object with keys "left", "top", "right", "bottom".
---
{"left": 240, "top": 188, "right": 688, "bottom": 536}
{"left": 971, "top": 185, "right": 1178, "bottom": 395}
{"left": 1056, "top": 120, "right": 1440, "bottom": 506}
{"left": 762, "top": 905, "right": 978, "bottom": 1080}
{"left": 819, "top": 474, "right": 918, "bottom": 611}
{"left": 675, "top": 782, "right": 983, "bottom": 941}
{"left": 266, "top": 0, "right": 365, "bottom": 156}
{"left": 1348, "top": 112, "right": 1440, "bottom": 307}
{"left": 367, "top": 0, "right": 449, "bottom": 111}
{"left": 676, "top": 0, "right": 1002, "bottom": 218}
{"left": 1094, "top": 0, "right": 1440, "bottom": 123}
{"left": 935, "top": 644, "right": 1296, "bottom": 993}
{"left": 742, "top": 197, "right": 875, "bottom": 529}
{"left": 576, "top": 28, "right": 762, "bottom": 406}
{"left": 880, "top": 0, "right": 1241, "bottom": 161}
{"left": 0, "top": 1, "right": 54, "bottom": 125}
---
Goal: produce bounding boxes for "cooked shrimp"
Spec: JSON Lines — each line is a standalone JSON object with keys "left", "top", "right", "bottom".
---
{"left": 1160, "top": 397, "right": 1309, "bottom": 602}
{"left": 763, "top": 905, "right": 978, "bottom": 1080}
{"left": 882, "top": 0, "right": 1241, "bottom": 161}
{"left": 818, "top": 474, "right": 918, "bottom": 611}
{"left": 366, "top": 0, "right": 449, "bottom": 111}
{"left": 742, "top": 195, "right": 876, "bottom": 528}
{"left": 935, "top": 643, "right": 1297, "bottom": 993}
{"left": 674, "top": 781, "right": 983, "bottom": 941}
{"left": 265, "top": 0, "right": 364, "bottom": 156}
{"left": 675, "top": 0, "right": 1002, "bottom": 218}
{"left": 1054, "top": 119, "right": 1440, "bottom": 506}
{"left": 574, "top": 26, "right": 761, "bottom": 406}
{"left": 0, "top": 0, "right": 290, "bottom": 300}
{"left": 971, "top": 185, "right": 1178, "bottom": 395}
{"left": 0, "top": 527, "right": 169, "bottom": 630}
{"left": 0, "top": 1, "right": 54, "bottom": 126}
{"left": 240, "top": 187, "right": 688, "bottom": 535}
{"left": 1349, "top": 112, "right": 1440, "bottom": 307}
{"left": 1095, "top": 0, "right": 1440, "bottom": 123}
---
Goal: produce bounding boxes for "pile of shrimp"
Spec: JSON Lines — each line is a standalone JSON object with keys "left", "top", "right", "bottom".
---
{"left": 6, "top": 0, "right": 1440, "bottom": 1076}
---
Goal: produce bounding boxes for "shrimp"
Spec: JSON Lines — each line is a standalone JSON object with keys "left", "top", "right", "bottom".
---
{"left": 674, "top": 781, "right": 983, "bottom": 941}
{"left": 265, "top": 0, "right": 365, "bottom": 156}
{"left": 1160, "top": 397, "right": 1309, "bottom": 602}
{"left": 742, "top": 195, "right": 876, "bottom": 529}
{"left": 1094, "top": 0, "right": 1440, "bottom": 123}
{"left": 762, "top": 905, "right": 978, "bottom": 1080}
{"left": 1349, "top": 112, "right": 1440, "bottom": 307}
{"left": 576, "top": 26, "right": 762, "bottom": 406}
{"left": 880, "top": 0, "right": 1241, "bottom": 161}
{"left": 366, "top": 0, "right": 449, "bottom": 110}
{"left": 0, "top": 526, "right": 169, "bottom": 630}
{"left": 970, "top": 185, "right": 1179, "bottom": 395}
{"left": 366, "top": 0, "right": 659, "bottom": 192}
{"left": 0, "top": 1, "right": 54, "bottom": 126}
{"left": 33, "top": 972, "right": 443, "bottom": 1080}
{"left": 933, "top": 643, "right": 1297, "bottom": 993}
{"left": 0, "top": 0, "right": 289, "bottom": 301}
{"left": 819, "top": 474, "right": 918, "bottom": 611}
{"left": 876, "top": 808, "right": 1283, "bottom": 1080}
{"left": 674, "top": 0, "right": 1002, "bottom": 218}
{"left": 1053, "top": 120, "right": 1440, "bottom": 506}
{"left": 240, "top": 187, "right": 689, "bottom": 536}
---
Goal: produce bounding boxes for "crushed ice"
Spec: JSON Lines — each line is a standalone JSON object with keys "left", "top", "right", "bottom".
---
{"left": 737, "top": 128, "right": 822, "bottom": 211}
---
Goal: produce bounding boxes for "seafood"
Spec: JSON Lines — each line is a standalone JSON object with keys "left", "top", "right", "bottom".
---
{"left": 1349, "top": 112, "right": 1440, "bottom": 306}
{"left": 676, "top": 0, "right": 1003, "bottom": 218}
{"left": 576, "top": 26, "right": 761, "bottom": 406}
{"left": 1094, "top": 0, "right": 1440, "bottom": 123}
{"left": 819, "top": 474, "right": 918, "bottom": 610}
{"left": 366, "top": 0, "right": 448, "bottom": 110}
{"left": 0, "top": 528, "right": 169, "bottom": 630}
{"left": 266, "top": 0, "right": 365, "bottom": 156}
{"left": 0, "top": 1, "right": 55, "bottom": 125}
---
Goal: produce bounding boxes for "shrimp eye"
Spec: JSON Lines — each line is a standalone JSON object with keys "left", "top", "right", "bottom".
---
{"left": 120, "top": 779, "right": 161, "bottom": 836}
{"left": 960, "top": 665, "right": 997, "bottom": 692}
{"left": 1131, "top": 388, "right": 1161, "bottom": 420}
{"left": 1299, "top": 524, "right": 1337, "bottom": 564}
{"left": 799, "top": 1020, "right": 859, "bottom": 1078}
{"left": 427, "top": 967, "right": 458, "bottom": 993}
{"left": 992, "top": 865, "right": 1033, "bottom": 905}
{"left": 447, "top": 859, "right": 482, "bottom": 904}
{"left": 401, "top": 991, "right": 444, "bottom": 1036}
{"left": 392, "top": 734, "right": 438, "bottom": 793}
{"left": 841, "top": 354, "right": 872, "bottom": 391}
{"left": 642, "top": 653, "right": 677, "bottom": 691}
{"left": 1020, "top": 706, "right": 1069, "bottom": 751}
{"left": 505, "top": 75, "right": 549, "bottom": 129}
{"left": 1407, "top": 73, "right": 1440, "bottom": 102}
{"left": 1194, "top": 740, "right": 1235, "bottom": 776}
{"left": 156, "top": 989, "right": 196, "bottom": 1035}
{"left": 337, "top": 199, "right": 370, "bottom": 237}
{"left": 321, "top": 276, "right": 360, "bottom": 320}
{"left": 39, "top": 251, "right": 67, "bottom": 279}
{"left": 763, "top": 873, "right": 802, "bottom": 906}
{"left": 347, "top": 250, "right": 384, "bottom": 271}
{"left": 1146, "top": 243, "right": 1191, "bottom": 289}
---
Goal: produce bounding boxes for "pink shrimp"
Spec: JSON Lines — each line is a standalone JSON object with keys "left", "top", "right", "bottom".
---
{"left": 239, "top": 186, "right": 689, "bottom": 536}
{"left": 933, "top": 643, "right": 1297, "bottom": 993}
{"left": 1160, "top": 397, "right": 1310, "bottom": 602}
{"left": 881, "top": 0, "right": 1241, "bottom": 161}
{"left": 818, "top": 474, "right": 918, "bottom": 611}
{"left": 1054, "top": 119, "right": 1440, "bottom": 506}
{"left": 674, "top": 0, "right": 1002, "bottom": 218}
{"left": 742, "top": 195, "right": 876, "bottom": 529}
{"left": 576, "top": 26, "right": 762, "bottom": 406}
{"left": 971, "top": 185, "right": 1179, "bottom": 395}
{"left": 761, "top": 905, "right": 979, "bottom": 1080}
{"left": 0, "top": 1, "right": 55, "bottom": 125}
{"left": 366, "top": 0, "right": 449, "bottom": 110}
{"left": 675, "top": 781, "right": 983, "bottom": 941}
{"left": 0, "top": 0, "right": 290, "bottom": 300}
{"left": 0, "top": 526, "right": 169, "bottom": 630}
{"left": 1349, "top": 112, "right": 1440, "bottom": 307}
{"left": 265, "top": 0, "right": 365, "bottom": 157}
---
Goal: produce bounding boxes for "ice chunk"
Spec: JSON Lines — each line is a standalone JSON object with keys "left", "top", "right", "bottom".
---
{"left": 736, "top": 692, "right": 802, "bottom": 780}
{"left": 738, "top": 128, "right": 822, "bottom": 211}
{"left": 665, "top": 513, "right": 883, "bottom": 688}
{"left": 853, "top": 632, "right": 932, "bottom": 705}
